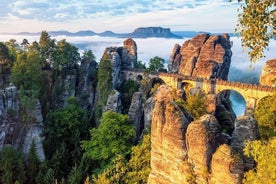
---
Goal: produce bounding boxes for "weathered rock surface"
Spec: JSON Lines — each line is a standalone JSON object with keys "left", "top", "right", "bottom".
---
{"left": 0, "top": 84, "right": 45, "bottom": 160}
{"left": 186, "top": 114, "right": 221, "bottom": 184}
{"left": 101, "top": 38, "right": 138, "bottom": 89}
{"left": 168, "top": 33, "right": 232, "bottom": 80}
{"left": 143, "top": 97, "right": 154, "bottom": 132}
{"left": 231, "top": 116, "right": 258, "bottom": 170}
{"left": 259, "top": 58, "right": 276, "bottom": 86}
{"left": 148, "top": 85, "right": 191, "bottom": 184}
{"left": 128, "top": 92, "right": 143, "bottom": 140}
{"left": 209, "top": 144, "right": 243, "bottom": 184}
{"left": 122, "top": 38, "right": 137, "bottom": 69}
{"left": 103, "top": 90, "right": 122, "bottom": 113}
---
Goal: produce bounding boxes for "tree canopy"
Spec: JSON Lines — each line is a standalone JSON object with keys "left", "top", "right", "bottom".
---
{"left": 232, "top": 0, "right": 276, "bottom": 63}
{"left": 148, "top": 56, "right": 165, "bottom": 72}
{"left": 81, "top": 110, "right": 135, "bottom": 171}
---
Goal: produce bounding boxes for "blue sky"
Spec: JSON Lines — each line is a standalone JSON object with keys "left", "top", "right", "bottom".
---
{"left": 0, "top": 0, "right": 240, "bottom": 33}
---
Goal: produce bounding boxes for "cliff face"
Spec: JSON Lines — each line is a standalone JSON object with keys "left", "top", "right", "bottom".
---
{"left": 0, "top": 84, "right": 45, "bottom": 160}
{"left": 148, "top": 85, "right": 258, "bottom": 184}
{"left": 259, "top": 58, "right": 276, "bottom": 86}
{"left": 168, "top": 33, "right": 232, "bottom": 80}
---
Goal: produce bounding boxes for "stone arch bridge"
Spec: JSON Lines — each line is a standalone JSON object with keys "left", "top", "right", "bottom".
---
{"left": 121, "top": 69, "right": 275, "bottom": 111}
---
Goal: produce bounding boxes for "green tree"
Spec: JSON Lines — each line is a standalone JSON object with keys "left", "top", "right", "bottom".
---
{"left": 26, "top": 140, "right": 41, "bottom": 184}
{"left": 53, "top": 39, "right": 80, "bottom": 72}
{"left": 67, "top": 164, "right": 83, "bottom": 184}
{"left": 43, "top": 97, "right": 89, "bottom": 179}
{"left": 92, "top": 155, "right": 128, "bottom": 184}
{"left": 183, "top": 91, "right": 206, "bottom": 119}
{"left": 243, "top": 138, "right": 276, "bottom": 184}
{"left": 81, "top": 111, "right": 135, "bottom": 171}
{"left": 134, "top": 60, "right": 146, "bottom": 69}
{"left": 0, "top": 147, "right": 26, "bottom": 184}
{"left": 254, "top": 92, "right": 276, "bottom": 139}
{"left": 148, "top": 56, "right": 165, "bottom": 72}
{"left": 232, "top": 0, "right": 276, "bottom": 63}
{"left": 126, "top": 134, "right": 151, "bottom": 184}
{"left": 97, "top": 53, "right": 112, "bottom": 106}
{"left": 119, "top": 79, "right": 140, "bottom": 114}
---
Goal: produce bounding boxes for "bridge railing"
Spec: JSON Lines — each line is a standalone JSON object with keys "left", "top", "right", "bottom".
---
{"left": 121, "top": 70, "right": 275, "bottom": 93}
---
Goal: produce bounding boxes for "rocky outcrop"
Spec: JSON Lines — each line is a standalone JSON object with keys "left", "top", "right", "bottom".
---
{"left": 124, "top": 27, "right": 182, "bottom": 39}
{"left": 0, "top": 84, "right": 45, "bottom": 160}
{"left": 103, "top": 90, "right": 122, "bottom": 113}
{"left": 128, "top": 92, "right": 143, "bottom": 140}
{"left": 148, "top": 85, "right": 192, "bottom": 184}
{"left": 209, "top": 144, "right": 243, "bottom": 184}
{"left": 259, "top": 58, "right": 276, "bottom": 86}
{"left": 148, "top": 85, "right": 259, "bottom": 184}
{"left": 143, "top": 97, "right": 154, "bottom": 132}
{"left": 168, "top": 33, "right": 232, "bottom": 80}
{"left": 231, "top": 116, "right": 259, "bottom": 170}
{"left": 101, "top": 38, "right": 137, "bottom": 90}
{"left": 186, "top": 114, "right": 221, "bottom": 183}
{"left": 0, "top": 83, "right": 19, "bottom": 123}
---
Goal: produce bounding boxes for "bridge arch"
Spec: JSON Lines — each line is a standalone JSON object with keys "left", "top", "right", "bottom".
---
{"left": 216, "top": 89, "right": 246, "bottom": 117}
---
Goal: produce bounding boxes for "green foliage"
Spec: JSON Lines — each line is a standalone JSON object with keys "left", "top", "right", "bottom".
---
{"left": 119, "top": 79, "right": 140, "bottom": 114}
{"left": 93, "top": 155, "right": 128, "bottom": 184}
{"left": 43, "top": 97, "right": 89, "bottom": 179}
{"left": 148, "top": 56, "right": 165, "bottom": 72}
{"left": 126, "top": 134, "right": 151, "bottom": 184}
{"left": 243, "top": 138, "right": 276, "bottom": 184}
{"left": 183, "top": 91, "right": 206, "bottom": 119}
{"left": 232, "top": 0, "right": 276, "bottom": 63}
{"left": 0, "top": 147, "right": 26, "bottom": 184}
{"left": 97, "top": 56, "right": 112, "bottom": 106}
{"left": 53, "top": 39, "right": 80, "bottom": 72}
{"left": 254, "top": 92, "right": 276, "bottom": 139}
{"left": 11, "top": 49, "right": 42, "bottom": 92}
{"left": 82, "top": 111, "right": 135, "bottom": 171}
{"left": 67, "top": 164, "right": 83, "bottom": 184}
{"left": 134, "top": 60, "right": 146, "bottom": 69}
{"left": 26, "top": 140, "right": 41, "bottom": 184}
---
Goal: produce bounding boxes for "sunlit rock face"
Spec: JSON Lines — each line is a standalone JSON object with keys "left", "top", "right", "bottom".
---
{"left": 186, "top": 114, "right": 221, "bottom": 184}
{"left": 148, "top": 85, "right": 259, "bottom": 184}
{"left": 209, "top": 144, "right": 243, "bottom": 184}
{"left": 168, "top": 33, "right": 232, "bottom": 80}
{"left": 259, "top": 58, "right": 276, "bottom": 86}
{"left": 148, "top": 85, "right": 191, "bottom": 184}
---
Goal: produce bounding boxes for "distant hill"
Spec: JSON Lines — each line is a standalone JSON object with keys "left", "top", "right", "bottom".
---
{"left": 122, "top": 27, "right": 182, "bottom": 39}
{"left": 6, "top": 27, "right": 234, "bottom": 39}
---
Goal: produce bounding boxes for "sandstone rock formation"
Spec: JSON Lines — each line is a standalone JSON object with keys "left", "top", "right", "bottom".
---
{"left": 209, "top": 144, "right": 243, "bottom": 184}
{"left": 0, "top": 84, "right": 45, "bottom": 160}
{"left": 128, "top": 92, "right": 143, "bottom": 141}
{"left": 148, "top": 85, "right": 191, "bottom": 184}
{"left": 186, "top": 114, "right": 221, "bottom": 184}
{"left": 100, "top": 38, "right": 137, "bottom": 90}
{"left": 168, "top": 33, "right": 232, "bottom": 80}
{"left": 103, "top": 90, "right": 122, "bottom": 113}
{"left": 148, "top": 85, "right": 259, "bottom": 184}
{"left": 259, "top": 58, "right": 276, "bottom": 86}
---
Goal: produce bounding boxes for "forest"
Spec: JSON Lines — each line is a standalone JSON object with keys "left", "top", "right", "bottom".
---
{"left": 0, "top": 28, "right": 275, "bottom": 183}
